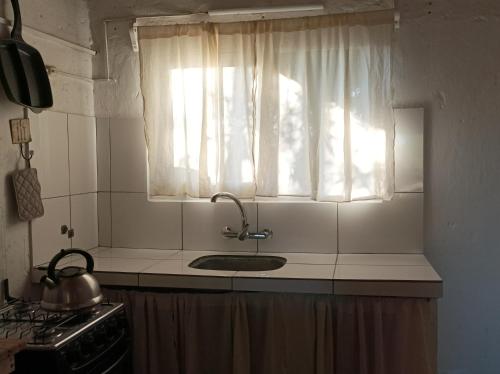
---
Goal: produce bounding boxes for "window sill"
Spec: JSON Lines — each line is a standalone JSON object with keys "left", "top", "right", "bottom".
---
{"left": 146, "top": 195, "right": 389, "bottom": 204}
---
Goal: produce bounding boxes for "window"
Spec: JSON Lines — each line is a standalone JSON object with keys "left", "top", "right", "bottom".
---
{"left": 138, "top": 12, "right": 394, "bottom": 201}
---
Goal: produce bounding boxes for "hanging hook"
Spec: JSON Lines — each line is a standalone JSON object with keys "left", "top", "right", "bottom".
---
{"left": 19, "top": 107, "right": 33, "bottom": 167}
{"left": 19, "top": 143, "right": 33, "bottom": 162}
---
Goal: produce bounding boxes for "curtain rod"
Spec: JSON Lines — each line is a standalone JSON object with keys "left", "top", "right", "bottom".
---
{"left": 134, "top": 8, "right": 396, "bottom": 27}
{"left": 207, "top": 5, "right": 324, "bottom": 16}
{"left": 131, "top": 7, "right": 398, "bottom": 52}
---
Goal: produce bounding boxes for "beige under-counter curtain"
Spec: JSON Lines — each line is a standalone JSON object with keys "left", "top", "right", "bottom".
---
{"left": 139, "top": 11, "right": 394, "bottom": 201}
{"left": 103, "top": 290, "right": 437, "bottom": 374}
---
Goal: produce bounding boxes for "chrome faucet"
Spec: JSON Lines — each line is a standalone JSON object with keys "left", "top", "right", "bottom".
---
{"left": 210, "top": 192, "right": 273, "bottom": 241}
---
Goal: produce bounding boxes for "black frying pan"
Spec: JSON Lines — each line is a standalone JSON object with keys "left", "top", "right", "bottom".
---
{"left": 0, "top": 0, "right": 53, "bottom": 110}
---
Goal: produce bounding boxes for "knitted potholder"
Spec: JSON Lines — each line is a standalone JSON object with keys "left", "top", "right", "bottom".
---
{"left": 12, "top": 168, "right": 44, "bottom": 221}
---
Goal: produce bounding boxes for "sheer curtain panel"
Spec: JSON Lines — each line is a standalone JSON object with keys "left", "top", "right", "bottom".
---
{"left": 139, "top": 11, "right": 394, "bottom": 201}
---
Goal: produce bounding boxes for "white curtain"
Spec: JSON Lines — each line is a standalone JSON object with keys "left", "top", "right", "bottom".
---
{"left": 139, "top": 11, "right": 394, "bottom": 201}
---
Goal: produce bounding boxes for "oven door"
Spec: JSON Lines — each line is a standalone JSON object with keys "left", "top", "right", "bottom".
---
{"left": 15, "top": 345, "right": 131, "bottom": 374}
{"left": 73, "top": 332, "right": 132, "bottom": 374}
{"left": 101, "top": 348, "right": 131, "bottom": 374}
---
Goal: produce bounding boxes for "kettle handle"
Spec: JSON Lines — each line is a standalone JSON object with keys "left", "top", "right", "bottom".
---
{"left": 47, "top": 248, "right": 95, "bottom": 283}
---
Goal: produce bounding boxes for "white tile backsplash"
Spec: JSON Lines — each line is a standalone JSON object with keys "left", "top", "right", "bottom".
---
{"left": 338, "top": 193, "right": 423, "bottom": 254}
{"left": 394, "top": 108, "right": 424, "bottom": 192}
{"left": 68, "top": 114, "right": 97, "bottom": 194}
{"left": 30, "top": 111, "right": 69, "bottom": 198}
{"left": 32, "top": 197, "right": 71, "bottom": 266}
{"left": 97, "top": 192, "right": 111, "bottom": 247}
{"left": 31, "top": 109, "right": 426, "bottom": 270}
{"left": 71, "top": 193, "right": 98, "bottom": 250}
{"left": 110, "top": 118, "right": 147, "bottom": 192}
{"left": 182, "top": 201, "right": 258, "bottom": 252}
{"left": 111, "top": 193, "right": 181, "bottom": 249}
{"left": 258, "top": 202, "right": 337, "bottom": 253}
{"left": 96, "top": 118, "right": 110, "bottom": 191}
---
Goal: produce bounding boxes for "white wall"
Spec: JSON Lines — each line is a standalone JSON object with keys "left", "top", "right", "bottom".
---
{"left": 86, "top": 0, "right": 500, "bottom": 373}
{"left": 1, "top": 0, "right": 91, "bottom": 47}
{"left": 0, "top": 0, "right": 92, "bottom": 296}
{"left": 393, "top": 1, "right": 500, "bottom": 373}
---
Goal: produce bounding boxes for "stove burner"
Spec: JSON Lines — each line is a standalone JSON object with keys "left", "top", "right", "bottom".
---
{"left": 4, "top": 298, "right": 130, "bottom": 374}
{"left": 0, "top": 300, "right": 124, "bottom": 348}
{"left": 13, "top": 302, "right": 36, "bottom": 315}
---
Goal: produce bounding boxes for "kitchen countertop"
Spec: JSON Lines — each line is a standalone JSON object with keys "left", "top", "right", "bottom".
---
{"left": 32, "top": 248, "right": 442, "bottom": 298}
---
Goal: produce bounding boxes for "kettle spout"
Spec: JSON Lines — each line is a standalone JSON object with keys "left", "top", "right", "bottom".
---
{"left": 40, "top": 275, "right": 57, "bottom": 289}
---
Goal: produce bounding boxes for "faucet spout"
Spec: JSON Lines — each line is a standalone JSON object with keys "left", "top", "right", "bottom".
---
{"left": 210, "top": 192, "right": 273, "bottom": 241}
{"left": 210, "top": 192, "right": 249, "bottom": 239}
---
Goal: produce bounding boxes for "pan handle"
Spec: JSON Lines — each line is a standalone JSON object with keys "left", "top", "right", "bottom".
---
{"left": 10, "top": 0, "right": 23, "bottom": 41}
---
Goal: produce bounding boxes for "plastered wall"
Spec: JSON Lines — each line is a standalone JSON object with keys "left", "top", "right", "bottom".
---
{"left": 392, "top": 1, "right": 500, "bottom": 373}
{"left": 87, "top": 0, "right": 500, "bottom": 373}
{"left": 396, "top": 1, "right": 500, "bottom": 373}
{"left": 1, "top": 0, "right": 91, "bottom": 47}
{"left": 0, "top": 0, "right": 92, "bottom": 296}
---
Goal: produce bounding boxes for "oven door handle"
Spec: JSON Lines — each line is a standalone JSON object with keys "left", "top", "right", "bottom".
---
{"left": 101, "top": 347, "right": 131, "bottom": 374}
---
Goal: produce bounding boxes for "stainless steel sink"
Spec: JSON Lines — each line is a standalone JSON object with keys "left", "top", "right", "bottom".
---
{"left": 189, "top": 255, "right": 286, "bottom": 272}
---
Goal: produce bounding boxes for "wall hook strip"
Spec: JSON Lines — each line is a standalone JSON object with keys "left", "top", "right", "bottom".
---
{"left": 19, "top": 144, "right": 34, "bottom": 162}
{"left": 20, "top": 108, "right": 33, "bottom": 168}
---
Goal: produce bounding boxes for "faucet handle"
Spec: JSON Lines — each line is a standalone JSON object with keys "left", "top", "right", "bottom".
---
{"left": 262, "top": 229, "right": 273, "bottom": 239}
{"left": 246, "top": 229, "right": 273, "bottom": 240}
{"left": 221, "top": 226, "right": 239, "bottom": 239}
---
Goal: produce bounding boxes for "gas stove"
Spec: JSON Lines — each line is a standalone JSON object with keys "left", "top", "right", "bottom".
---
{"left": 0, "top": 300, "right": 124, "bottom": 349}
{"left": 0, "top": 300, "right": 131, "bottom": 373}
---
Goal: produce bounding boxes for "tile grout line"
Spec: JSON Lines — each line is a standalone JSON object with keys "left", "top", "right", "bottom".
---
{"left": 99, "top": 245, "right": 179, "bottom": 251}
{"left": 66, "top": 113, "right": 73, "bottom": 247}
{"left": 108, "top": 118, "right": 113, "bottom": 248}
{"left": 256, "top": 202, "right": 259, "bottom": 254}
{"left": 95, "top": 118, "right": 101, "bottom": 248}
{"left": 45, "top": 108, "right": 97, "bottom": 119}
{"left": 334, "top": 265, "right": 433, "bottom": 269}
{"left": 180, "top": 201, "right": 184, "bottom": 251}
{"left": 333, "top": 203, "right": 340, "bottom": 291}
{"left": 42, "top": 191, "right": 98, "bottom": 200}
{"left": 95, "top": 190, "right": 147, "bottom": 194}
